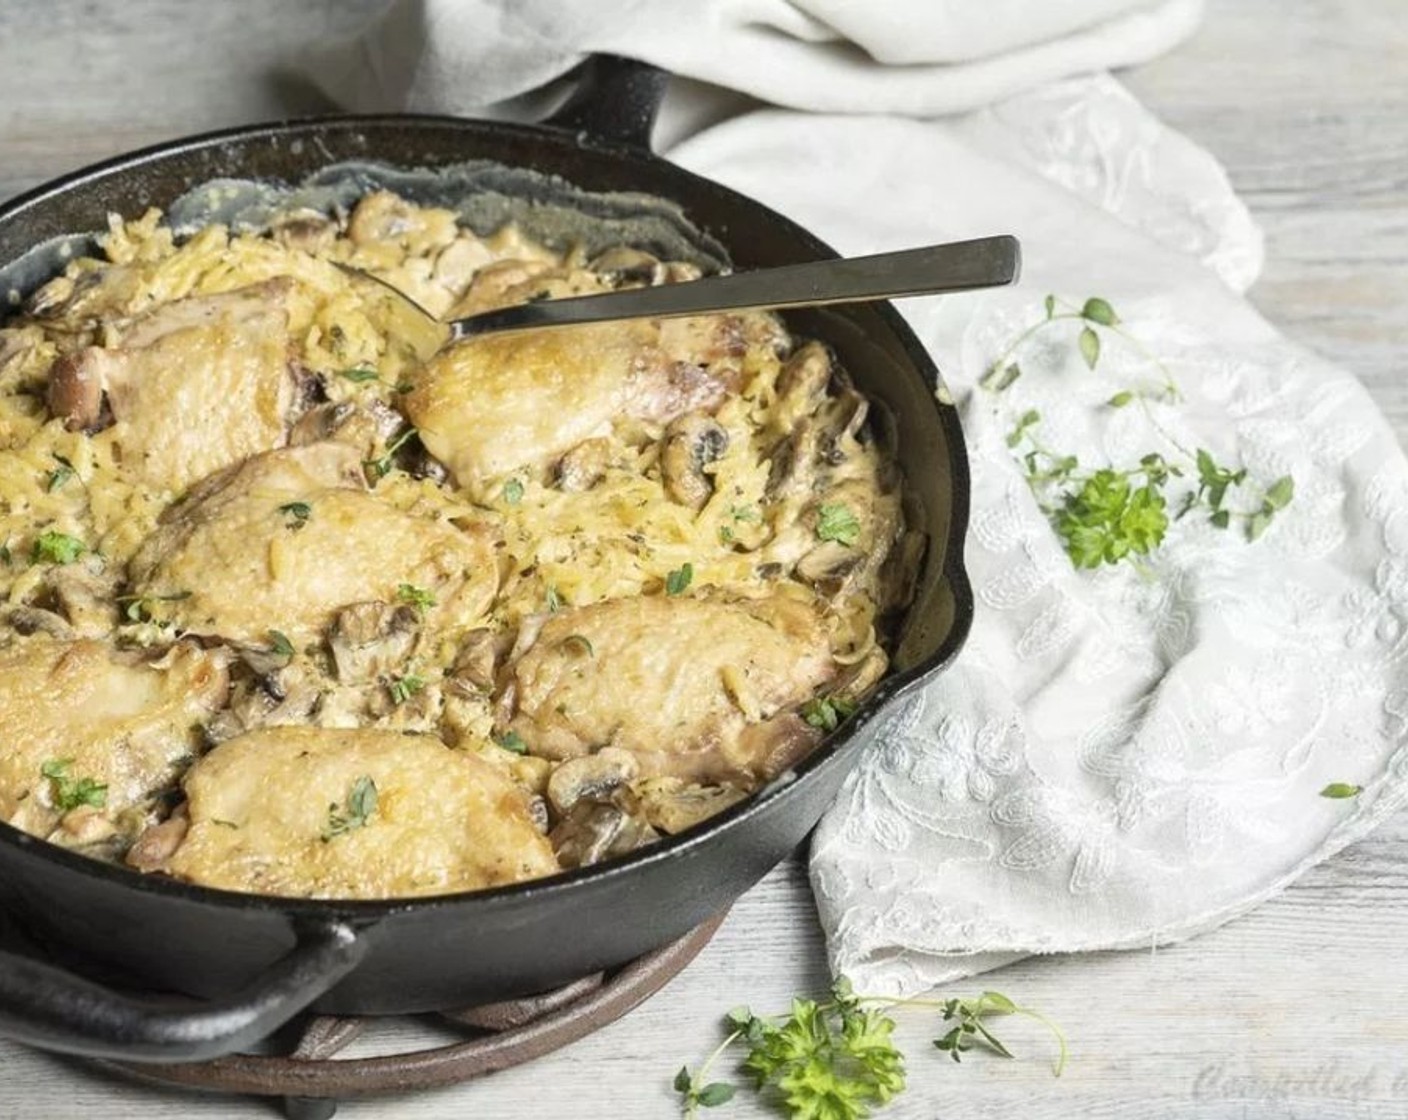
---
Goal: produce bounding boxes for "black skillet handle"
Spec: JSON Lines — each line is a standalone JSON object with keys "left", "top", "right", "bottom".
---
{"left": 0, "top": 920, "right": 365, "bottom": 1063}
{"left": 543, "top": 54, "right": 670, "bottom": 151}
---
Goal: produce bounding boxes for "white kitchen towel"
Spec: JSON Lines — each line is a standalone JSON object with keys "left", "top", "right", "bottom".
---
{"left": 307, "top": 1, "right": 1408, "bottom": 996}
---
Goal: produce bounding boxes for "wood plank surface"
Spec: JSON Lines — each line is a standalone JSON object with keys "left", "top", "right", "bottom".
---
{"left": 0, "top": 1, "right": 1405, "bottom": 1117}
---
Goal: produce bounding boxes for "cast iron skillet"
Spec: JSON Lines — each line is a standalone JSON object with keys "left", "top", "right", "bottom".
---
{"left": 0, "top": 57, "right": 975, "bottom": 1062}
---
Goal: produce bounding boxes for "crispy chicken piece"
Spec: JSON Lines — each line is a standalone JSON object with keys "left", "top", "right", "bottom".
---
{"left": 135, "top": 726, "right": 558, "bottom": 898}
{"left": 402, "top": 320, "right": 744, "bottom": 497}
{"left": 496, "top": 593, "right": 836, "bottom": 783}
{"left": 45, "top": 280, "right": 298, "bottom": 495}
{"left": 0, "top": 638, "right": 229, "bottom": 843}
{"left": 127, "top": 442, "right": 496, "bottom": 644}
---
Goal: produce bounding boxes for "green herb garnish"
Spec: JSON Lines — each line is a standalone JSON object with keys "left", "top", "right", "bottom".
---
{"left": 1054, "top": 467, "right": 1169, "bottom": 569}
{"left": 277, "top": 500, "right": 312, "bottom": 528}
{"left": 815, "top": 504, "right": 861, "bottom": 547}
{"left": 493, "top": 730, "right": 528, "bottom": 755}
{"left": 363, "top": 427, "right": 418, "bottom": 482}
{"left": 674, "top": 1065, "right": 736, "bottom": 1118}
{"left": 503, "top": 478, "right": 525, "bottom": 505}
{"left": 322, "top": 775, "right": 378, "bottom": 841}
{"left": 339, "top": 367, "right": 380, "bottom": 384}
{"left": 801, "top": 695, "right": 858, "bottom": 732}
{"left": 268, "top": 629, "right": 295, "bottom": 659}
{"left": 675, "top": 980, "right": 1064, "bottom": 1119}
{"left": 935, "top": 991, "right": 1067, "bottom": 1075}
{"left": 32, "top": 530, "right": 86, "bottom": 565}
{"left": 666, "top": 563, "right": 694, "bottom": 596}
{"left": 562, "top": 634, "right": 594, "bottom": 657}
{"left": 41, "top": 758, "right": 108, "bottom": 813}
{"left": 545, "top": 585, "right": 564, "bottom": 613}
{"left": 396, "top": 583, "right": 436, "bottom": 615}
{"left": 1320, "top": 782, "right": 1363, "bottom": 799}
{"left": 45, "top": 455, "right": 76, "bottom": 492}
{"left": 119, "top": 590, "right": 192, "bottom": 624}
{"left": 388, "top": 673, "right": 426, "bottom": 705}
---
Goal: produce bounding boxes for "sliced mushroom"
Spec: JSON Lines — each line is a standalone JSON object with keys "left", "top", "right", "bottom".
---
{"left": 26, "top": 274, "right": 76, "bottom": 318}
{"left": 52, "top": 804, "right": 118, "bottom": 847}
{"left": 549, "top": 801, "right": 658, "bottom": 869}
{"left": 588, "top": 246, "right": 662, "bottom": 287}
{"left": 765, "top": 418, "right": 821, "bottom": 501}
{"left": 448, "top": 628, "right": 509, "bottom": 696}
{"left": 289, "top": 400, "right": 359, "bottom": 446}
{"left": 776, "top": 341, "right": 833, "bottom": 415}
{"left": 795, "top": 540, "right": 864, "bottom": 596}
{"left": 735, "top": 712, "right": 823, "bottom": 781}
{"left": 271, "top": 210, "right": 337, "bottom": 254}
{"left": 327, "top": 600, "right": 420, "bottom": 684}
{"left": 545, "top": 747, "right": 640, "bottom": 816}
{"left": 46, "top": 346, "right": 117, "bottom": 431}
{"left": 49, "top": 562, "right": 119, "bottom": 637}
{"left": 433, "top": 236, "right": 493, "bottom": 292}
{"left": 347, "top": 190, "right": 418, "bottom": 246}
{"left": 6, "top": 606, "right": 75, "bottom": 640}
{"left": 632, "top": 777, "right": 748, "bottom": 835}
{"left": 226, "top": 665, "right": 321, "bottom": 731}
{"left": 126, "top": 808, "right": 189, "bottom": 872}
{"left": 556, "top": 437, "right": 611, "bottom": 492}
{"left": 660, "top": 413, "right": 729, "bottom": 510}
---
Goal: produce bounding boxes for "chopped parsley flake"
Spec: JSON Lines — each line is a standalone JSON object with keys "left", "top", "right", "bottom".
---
{"left": 268, "top": 629, "right": 295, "bottom": 658}
{"left": 396, "top": 583, "right": 436, "bottom": 615}
{"left": 666, "top": 563, "right": 694, "bottom": 596}
{"left": 322, "top": 775, "right": 378, "bottom": 841}
{"left": 32, "top": 530, "right": 85, "bottom": 565}
{"left": 801, "top": 696, "right": 858, "bottom": 732}
{"left": 45, "top": 455, "right": 76, "bottom": 492}
{"left": 339, "top": 367, "right": 380, "bottom": 384}
{"left": 388, "top": 673, "right": 426, "bottom": 705}
{"left": 41, "top": 758, "right": 108, "bottom": 813}
{"left": 503, "top": 477, "right": 525, "bottom": 505}
{"left": 277, "top": 500, "right": 312, "bottom": 528}
{"left": 493, "top": 730, "right": 528, "bottom": 755}
{"left": 815, "top": 504, "right": 861, "bottom": 547}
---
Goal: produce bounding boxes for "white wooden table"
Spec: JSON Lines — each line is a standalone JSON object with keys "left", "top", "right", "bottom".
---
{"left": 1, "top": 2, "right": 1405, "bottom": 1117}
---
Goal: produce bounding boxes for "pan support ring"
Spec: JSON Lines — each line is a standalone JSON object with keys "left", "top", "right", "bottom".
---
{"left": 101, "top": 910, "right": 728, "bottom": 1120}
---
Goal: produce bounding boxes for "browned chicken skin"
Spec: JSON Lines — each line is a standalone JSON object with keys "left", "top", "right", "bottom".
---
{"left": 128, "top": 442, "right": 497, "bottom": 644}
{"left": 47, "top": 280, "right": 298, "bottom": 495}
{"left": 496, "top": 592, "right": 835, "bottom": 784}
{"left": 133, "top": 725, "right": 558, "bottom": 898}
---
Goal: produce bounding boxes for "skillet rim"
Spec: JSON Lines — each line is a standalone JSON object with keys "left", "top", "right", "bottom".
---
{"left": 0, "top": 111, "right": 975, "bottom": 919}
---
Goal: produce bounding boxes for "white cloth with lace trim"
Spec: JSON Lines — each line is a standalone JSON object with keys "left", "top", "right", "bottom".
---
{"left": 308, "top": 0, "right": 1408, "bottom": 996}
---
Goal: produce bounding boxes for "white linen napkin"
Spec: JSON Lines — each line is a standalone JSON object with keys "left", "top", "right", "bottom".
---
{"left": 307, "top": 0, "right": 1408, "bottom": 996}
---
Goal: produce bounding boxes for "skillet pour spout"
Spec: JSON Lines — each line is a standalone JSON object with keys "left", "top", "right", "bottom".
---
{"left": 0, "top": 54, "right": 976, "bottom": 1061}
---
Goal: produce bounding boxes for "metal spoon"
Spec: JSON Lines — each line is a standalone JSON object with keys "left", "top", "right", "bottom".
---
{"left": 343, "top": 235, "right": 1020, "bottom": 359}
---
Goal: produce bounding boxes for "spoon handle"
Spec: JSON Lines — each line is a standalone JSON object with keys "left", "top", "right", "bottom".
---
{"left": 451, "top": 235, "right": 1021, "bottom": 340}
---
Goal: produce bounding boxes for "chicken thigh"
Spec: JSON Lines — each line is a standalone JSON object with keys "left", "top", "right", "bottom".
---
{"left": 128, "top": 442, "right": 496, "bottom": 644}
{"left": 134, "top": 725, "right": 558, "bottom": 898}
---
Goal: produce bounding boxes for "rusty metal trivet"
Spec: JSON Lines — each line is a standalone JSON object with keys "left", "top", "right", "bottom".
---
{"left": 101, "top": 911, "right": 726, "bottom": 1119}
